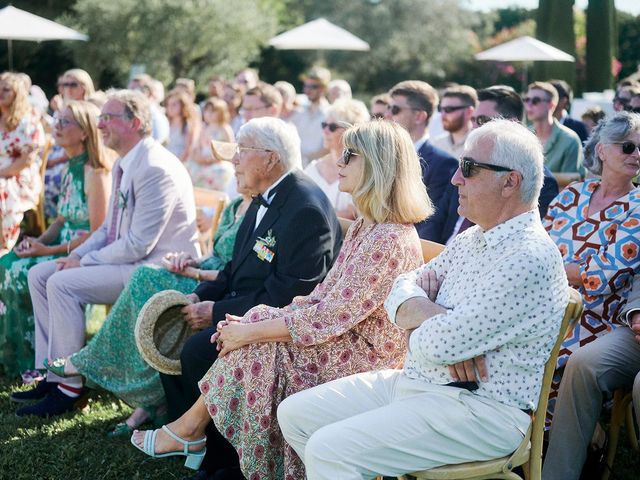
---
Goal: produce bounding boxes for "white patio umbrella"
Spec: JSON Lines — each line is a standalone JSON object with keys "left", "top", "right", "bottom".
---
{"left": 475, "top": 36, "right": 574, "bottom": 89}
{"left": 268, "top": 18, "right": 370, "bottom": 51}
{"left": 0, "top": 5, "right": 89, "bottom": 69}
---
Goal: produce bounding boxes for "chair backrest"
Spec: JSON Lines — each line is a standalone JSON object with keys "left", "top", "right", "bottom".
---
{"left": 337, "top": 217, "right": 445, "bottom": 263}
{"left": 193, "top": 187, "right": 229, "bottom": 237}
{"left": 528, "top": 287, "right": 583, "bottom": 475}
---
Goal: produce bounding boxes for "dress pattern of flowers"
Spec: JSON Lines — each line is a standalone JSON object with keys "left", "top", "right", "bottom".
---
{"left": 198, "top": 220, "right": 423, "bottom": 480}
{"left": 544, "top": 179, "right": 640, "bottom": 422}
{"left": 0, "top": 152, "right": 89, "bottom": 376}
{"left": 69, "top": 197, "right": 245, "bottom": 408}
{"left": 0, "top": 115, "right": 45, "bottom": 251}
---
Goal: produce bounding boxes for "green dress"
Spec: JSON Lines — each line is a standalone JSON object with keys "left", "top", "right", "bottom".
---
{"left": 69, "top": 197, "right": 245, "bottom": 408}
{"left": 0, "top": 153, "right": 90, "bottom": 376}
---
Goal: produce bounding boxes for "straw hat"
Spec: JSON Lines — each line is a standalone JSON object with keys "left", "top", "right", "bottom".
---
{"left": 135, "top": 290, "right": 196, "bottom": 375}
{"left": 211, "top": 140, "right": 237, "bottom": 162}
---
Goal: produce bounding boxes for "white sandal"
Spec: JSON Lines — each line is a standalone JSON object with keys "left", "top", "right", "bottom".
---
{"left": 131, "top": 425, "right": 206, "bottom": 470}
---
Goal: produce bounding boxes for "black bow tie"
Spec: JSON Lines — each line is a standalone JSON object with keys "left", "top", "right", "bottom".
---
{"left": 252, "top": 194, "right": 270, "bottom": 208}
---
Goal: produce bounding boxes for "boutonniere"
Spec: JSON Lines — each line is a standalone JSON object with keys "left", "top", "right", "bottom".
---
{"left": 118, "top": 190, "right": 129, "bottom": 211}
{"left": 253, "top": 230, "right": 276, "bottom": 263}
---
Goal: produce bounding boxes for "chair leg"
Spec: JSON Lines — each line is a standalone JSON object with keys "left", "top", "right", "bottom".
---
{"left": 522, "top": 460, "right": 532, "bottom": 480}
{"left": 602, "top": 390, "right": 627, "bottom": 480}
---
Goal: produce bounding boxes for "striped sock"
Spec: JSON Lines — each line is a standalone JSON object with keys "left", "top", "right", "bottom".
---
{"left": 58, "top": 383, "right": 83, "bottom": 398}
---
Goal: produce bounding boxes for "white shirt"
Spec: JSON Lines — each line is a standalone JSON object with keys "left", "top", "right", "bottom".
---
{"left": 291, "top": 99, "right": 329, "bottom": 166}
{"left": 384, "top": 210, "right": 569, "bottom": 410}
{"left": 254, "top": 171, "right": 290, "bottom": 230}
{"left": 304, "top": 160, "right": 353, "bottom": 212}
{"left": 414, "top": 132, "right": 430, "bottom": 153}
{"left": 432, "top": 132, "right": 468, "bottom": 158}
{"left": 118, "top": 137, "right": 147, "bottom": 194}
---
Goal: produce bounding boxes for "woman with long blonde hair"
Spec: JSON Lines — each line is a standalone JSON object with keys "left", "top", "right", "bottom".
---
{"left": 0, "top": 100, "right": 112, "bottom": 378}
{"left": 165, "top": 89, "right": 200, "bottom": 163}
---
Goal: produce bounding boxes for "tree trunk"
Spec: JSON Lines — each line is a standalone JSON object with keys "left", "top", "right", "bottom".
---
{"left": 586, "top": 0, "right": 614, "bottom": 91}
{"left": 534, "top": 0, "right": 576, "bottom": 89}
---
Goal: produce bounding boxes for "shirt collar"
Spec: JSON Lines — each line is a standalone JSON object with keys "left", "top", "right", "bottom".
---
{"left": 262, "top": 171, "right": 290, "bottom": 201}
{"left": 479, "top": 210, "right": 540, "bottom": 249}
{"left": 118, "top": 137, "right": 146, "bottom": 172}
{"left": 544, "top": 119, "right": 562, "bottom": 154}
{"left": 414, "top": 132, "right": 430, "bottom": 152}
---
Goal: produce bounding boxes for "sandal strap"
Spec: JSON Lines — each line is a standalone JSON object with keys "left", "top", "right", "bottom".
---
{"left": 161, "top": 425, "right": 206, "bottom": 455}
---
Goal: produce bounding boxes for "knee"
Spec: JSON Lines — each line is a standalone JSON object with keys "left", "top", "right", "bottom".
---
{"left": 27, "top": 261, "right": 53, "bottom": 290}
{"left": 180, "top": 329, "right": 215, "bottom": 373}
{"left": 277, "top": 395, "right": 299, "bottom": 441}
{"left": 304, "top": 425, "right": 341, "bottom": 472}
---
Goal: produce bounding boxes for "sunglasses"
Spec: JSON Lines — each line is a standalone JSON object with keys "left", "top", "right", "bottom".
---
{"left": 523, "top": 96, "right": 549, "bottom": 106}
{"left": 386, "top": 104, "right": 423, "bottom": 116}
{"left": 303, "top": 83, "right": 321, "bottom": 90}
{"left": 623, "top": 105, "right": 640, "bottom": 113}
{"left": 55, "top": 118, "right": 79, "bottom": 129}
{"left": 321, "top": 122, "right": 343, "bottom": 132}
{"left": 438, "top": 105, "right": 469, "bottom": 114}
{"left": 370, "top": 112, "right": 386, "bottom": 119}
{"left": 614, "top": 96, "right": 630, "bottom": 106}
{"left": 459, "top": 156, "right": 515, "bottom": 178}
{"left": 471, "top": 114, "right": 494, "bottom": 127}
{"left": 341, "top": 148, "right": 360, "bottom": 165}
{"left": 60, "top": 82, "right": 81, "bottom": 89}
{"left": 610, "top": 141, "right": 640, "bottom": 155}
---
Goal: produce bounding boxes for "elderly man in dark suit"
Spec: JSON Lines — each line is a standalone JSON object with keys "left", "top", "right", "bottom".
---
{"left": 423, "top": 86, "right": 559, "bottom": 244}
{"left": 161, "top": 116, "right": 341, "bottom": 480}
{"left": 384, "top": 80, "right": 458, "bottom": 240}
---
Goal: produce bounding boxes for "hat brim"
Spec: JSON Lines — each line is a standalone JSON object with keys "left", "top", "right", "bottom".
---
{"left": 135, "top": 289, "right": 194, "bottom": 376}
{"left": 211, "top": 140, "right": 237, "bottom": 162}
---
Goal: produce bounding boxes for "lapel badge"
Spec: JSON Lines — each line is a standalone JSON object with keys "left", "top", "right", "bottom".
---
{"left": 253, "top": 230, "right": 276, "bottom": 263}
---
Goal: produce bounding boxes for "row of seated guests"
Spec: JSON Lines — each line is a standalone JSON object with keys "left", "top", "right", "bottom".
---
{"left": 2, "top": 81, "right": 637, "bottom": 476}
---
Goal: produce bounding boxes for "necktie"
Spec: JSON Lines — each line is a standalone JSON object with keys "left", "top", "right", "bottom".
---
{"left": 106, "top": 165, "right": 123, "bottom": 244}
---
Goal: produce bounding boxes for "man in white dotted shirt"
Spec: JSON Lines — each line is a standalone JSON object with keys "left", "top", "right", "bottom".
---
{"left": 277, "top": 119, "right": 569, "bottom": 479}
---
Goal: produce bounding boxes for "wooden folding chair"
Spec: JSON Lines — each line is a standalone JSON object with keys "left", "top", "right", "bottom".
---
{"left": 602, "top": 388, "right": 639, "bottom": 480}
{"left": 395, "top": 288, "right": 583, "bottom": 480}
{"left": 193, "top": 187, "right": 228, "bottom": 256}
{"left": 22, "top": 138, "right": 53, "bottom": 236}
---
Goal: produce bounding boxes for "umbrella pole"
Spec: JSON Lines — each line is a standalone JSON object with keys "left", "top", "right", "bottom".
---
{"left": 522, "top": 62, "right": 528, "bottom": 92}
{"left": 7, "top": 39, "right": 12, "bottom": 70}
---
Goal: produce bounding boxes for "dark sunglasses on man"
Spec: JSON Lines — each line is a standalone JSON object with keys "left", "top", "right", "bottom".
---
{"left": 459, "top": 156, "right": 515, "bottom": 178}
{"left": 471, "top": 115, "right": 494, "bottom": 127}
{"left": 438, "top": 105, "right": 469, "bottom": 114}
{"left": 321, "top": 121, "right": 343, "bottom": 133}
{"left": 523, "top": 96, "right": 549, "bottom": 106}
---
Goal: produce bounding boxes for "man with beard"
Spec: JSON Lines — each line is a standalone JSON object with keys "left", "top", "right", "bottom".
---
{"left": 433, "top": 85, "right": 477, "bottom": 158}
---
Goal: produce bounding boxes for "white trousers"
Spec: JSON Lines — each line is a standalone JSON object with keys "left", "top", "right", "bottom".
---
{"left": 277, "top": 369, "right": 531, "bottom": 480}
{"left": 28, "top": 260, "right": 133, "bottom": 382}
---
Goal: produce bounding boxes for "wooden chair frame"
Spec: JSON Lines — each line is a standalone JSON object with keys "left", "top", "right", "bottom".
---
{"left": 194, "top": 187, "right": 228, "bottom": 255}
{"left": 602, "top": 389, "right": 639, "bottom": 480}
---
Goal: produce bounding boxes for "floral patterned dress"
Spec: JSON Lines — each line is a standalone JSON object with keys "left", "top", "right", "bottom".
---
{"left": 0, "top": 152, "right": 90, "bottom": 376}
{"left": 0, "top": 115, "right": 45, "bottom": 251}
{"left": 544, "top": 179, "right": 640, "bottom": 422}
{"left": 198, "top": 220, "right": 422, "bottom": 480}
{"left": 69, "top": 197, "right": 245, "bottom": 408}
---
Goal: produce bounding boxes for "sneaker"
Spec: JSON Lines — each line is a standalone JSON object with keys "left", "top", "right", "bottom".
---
{"left": 15, "top": 387, "right": 80, "bottom": 418}
{"left": 10, "top": 380, "right": 57, "bottom": 403}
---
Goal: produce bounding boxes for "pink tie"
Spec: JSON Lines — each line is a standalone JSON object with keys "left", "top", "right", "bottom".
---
{"left": 106, "top": 165, "right": 123, "bottom": 244}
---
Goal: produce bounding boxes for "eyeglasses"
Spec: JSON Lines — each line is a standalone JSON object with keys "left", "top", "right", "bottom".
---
{"left": 240, "top": 105, "right": 268, "bottom": 112}
{"left": 386, "top": 104, "right": 422, "bottom": 115}
{"left": 471, "top": 114, "right": 494, "bottom": 127}
{"left": 321, "top": 122, "right": 343, "bottom": 132}
{"left": 341, "top": 148, "right": 359, "bottom": 165}
{"left": 370, "top": 112, "right": 386, "bottom": 119}
{"left": 59, "top": 81, "right": 81, "bottom": 89}
{"left": 55, "top": 118, "right": 79, "bottom": 129}
{"left": 98, "top": 113, "right": 129, "bottom": 123}
{"left": 303, "top": 83, "right": 321, "bottom": 90}
{"left": 523, "top": 96, "right": 550, "bottom": 106}
{"left": 623, "top": 104, "right": 640, "bottom": 113}
{"left": 459, "top": 156, "right": 515, "bottom": 178}
{"left": 614, "top": 96, "right": 631, "bottom": 106}
{"left": 610, "top": 141, "right": 640, "bottom": 155}
{"left": 235, "top": 145, "right": 273, "bottom": 155}
{"left": 438, "top": 105, "right": 469, "bottom": 114}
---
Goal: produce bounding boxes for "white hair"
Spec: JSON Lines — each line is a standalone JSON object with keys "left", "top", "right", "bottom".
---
{"left": 328, "top": 79, "right": 352, "bottom": 101}
{"left": 583, "top": 111, "right": 640, "bottom": 175}
{"left": 237, "top": 117, "right": 301, "bottom": 171}
{"left": 327, "top": 99, "right": 370, "bottom": 126}
{"left": 465, "top": 119, "right": 544, "bottom": 206}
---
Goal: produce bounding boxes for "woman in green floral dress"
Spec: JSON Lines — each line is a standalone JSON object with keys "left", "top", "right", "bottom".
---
{"left": 55, "top": 190, "right": 251, "bottom": 435}
{"left": 0, "top": 101, "right": 112, "bottom": 377}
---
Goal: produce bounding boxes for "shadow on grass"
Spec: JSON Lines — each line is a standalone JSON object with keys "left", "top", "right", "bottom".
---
{"left": 0, "top": 376, "right": 188, "bottom": 480}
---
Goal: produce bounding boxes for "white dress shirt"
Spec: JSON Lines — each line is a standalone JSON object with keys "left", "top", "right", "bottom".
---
{"left": 384, "top": 210, "right": 569, "bottom": 410}
{"left": 254, "top": 171, "right": 290, "bottom": 230}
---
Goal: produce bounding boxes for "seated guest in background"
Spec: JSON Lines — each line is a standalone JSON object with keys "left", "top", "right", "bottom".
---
{"left": 166, "top": 89, "right": 201, "bottom": 163}
{"left": 274, "top": 80, "right": 298, "bottom": 121}
{"left": 277, "top": 119, "right": 568, "bottom": 479}
{"left": 385, "top": 80, "right": 458, "bottom": 239}
{"left": 0, "top": 101, "right": 112, "bottom": 378}
{"left": 613, "top": 84, "right": 640, "bottom": 112}
{"left": 542, "top": 279, "right": 640, "bottom": 480}
{"left": 223, "top": 83, "right": 244, "bottom": 136}
{"left": 291, "top": 66, "right": 331, "bottom": 167}
{"left": 129, "top": 73, "right": 170, "bottom": 145}
{"left": 549, "top": 79, "right": 590, "bottom": 143}
{"left": 369, "top": 93, "right": 390, "bottom": 119}
{"left": 543, "top": 111, "right": 640, "bottom": 426}
{"left": 0, "top": 72, "right": 46, "bottom": 256}
{"left": 159, "top": 117, "right": 341, "bottom": 478}
{"left": 187, "top": 97, "right": 234, "bottom": 191}
{"left": 630, "top": 93, "right": 640, "bottom": 113}
{"left": 432, "top": 85, "right": 477, "bottom": 158}
{"left": 423, "top": 86, "right": 559, "bottom": 244}
{"left": 304, "top": 99, "right": 370, "bottom": 219}
{"left": 132, "top": 120, "right": 432, "bottom": 480}
{"left": 234, "top": 68, "right": 259, "bottom": 91}
{"left": 12, "top": 90, "right": 199, "bottom": 418}
{"left": 240, "top": 83, "right": 283, "bottom": 122}
{"left": 327, "top": 79, "right": 352, "bottom": 104}
{"left": 45, "top": 187, "right": 252, "bottom": 437}
{"left": 581, "top": 106, "right": 606, "bottom": 134}
{"left": 525, "top": 81, "right": 584, "bottom": 179}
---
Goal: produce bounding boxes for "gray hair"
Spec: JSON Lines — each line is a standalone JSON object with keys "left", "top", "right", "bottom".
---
{"left": 583, "top": 111, "right": 640, "bottom": 175}
{"left": 107, "top": 89, "right": 152, "bottom": 136}
{"left": 465, "top": 119, "right": 544, "bottom": 206}
{"left": 237, "top": 117, "right": 301, "bottom": 171}
{"left": 327, "top": 99, "right": 370, "bottom": 126}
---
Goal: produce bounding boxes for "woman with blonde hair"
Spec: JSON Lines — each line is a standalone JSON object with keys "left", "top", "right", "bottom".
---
{"left": 304, "top": 99, "right": 369, "bottom": 219}
{"left": 0, "top": 72, "right": 46, "bottom": 255}
{"left": 165, "top": 89, "right": 200, "bottom": 163}
{"left": 187, "top": 97, "right": 234, "bottom": 190}
{"left": 59, "top": 68, "right": 95, "bottom": 102}
{"left": 131, "top": 120, "right": 432, "bottom": 480}
{"left": 0, "top": 100, "right": 111, "bottom": 377}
